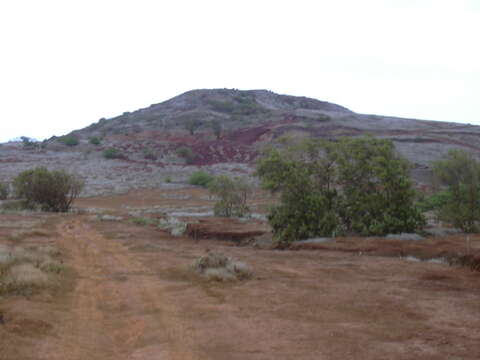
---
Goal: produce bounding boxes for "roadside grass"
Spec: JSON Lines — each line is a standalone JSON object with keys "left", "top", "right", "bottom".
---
{"left": 0, "top": 244, "right": 67, "bottom": 297}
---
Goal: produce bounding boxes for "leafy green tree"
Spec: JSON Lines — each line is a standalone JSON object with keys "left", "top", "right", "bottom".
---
{"left": 257, "top": 139, "right": 340, "bottom": 244}
{"left": 256, "top": 137, "right": 424, "bottom": 245}
{"left": 208, "top": 176, "right": 251, "bottom": 217}
{"left": 333, "top": 137, "right": 424, "bottom": 235}
{"left": 432, "top": 149, "right": 480, "bottom": 232}
{"left": 13, "top": 167, "right": 84, "bottom": 212}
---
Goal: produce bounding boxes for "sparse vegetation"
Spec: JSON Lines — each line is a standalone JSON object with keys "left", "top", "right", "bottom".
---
{"left": 130, "top": 217, "right": 157, "bottom": 226}
{"left": 208, "top": 175, "right": 251, "bottom": 217}
{"left": 0, "top": 244, "right": 64, "bottom": 296}
{"left": 432, "top": 149, "right": 480, "bottom": 232}
{"left": 0, "top": 182, "right": 9, "bottom": 200}
{"left": 210, "top": 119, "right": 222, "bottom": 139}
{"left": 89, "top": 136, "right": 102, "bottom": 145}
{"left": 103, "top": 147, "right": 123, "bottom": 159}
{"left": 188, "top": 170, "right": 214, "bottom": 187}
{"left": 191, "top": 252, "right": 252, "bottom": 281}
{"left": 176, "top": 146, "right": 195, "bottom": 164}
{"left": 257, "top": 137, "right": 425, "bottom": 245}
{"left": 184, "top": 118, "right": 201, "bottom": 135}
{"left": 58, "top": 135, "right": 80, "bottom": 146}
{"left": 143, "top": 148, "right": 157, "bottom": 160}
{"left": 20, "top": 136, "right": 39, "bottom": 148}
{"left": 13, "top": 167, "right": 84, "bottom": 212}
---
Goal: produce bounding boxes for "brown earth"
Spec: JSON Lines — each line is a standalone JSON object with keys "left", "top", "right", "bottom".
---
{"left": 1, "top": 189, "right": 480, "bottom": 359}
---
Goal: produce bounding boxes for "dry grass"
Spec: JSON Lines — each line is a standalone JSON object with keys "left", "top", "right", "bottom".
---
{"left": 191, "top": 251, "right": 252, "bottom": 281}
{"left": 0, "top": 244, "right": 65, "bottom": 296}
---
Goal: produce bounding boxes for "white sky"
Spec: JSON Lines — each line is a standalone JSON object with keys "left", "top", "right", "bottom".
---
{"left": 0, "top": 0, "right": 479, "bottom": 142}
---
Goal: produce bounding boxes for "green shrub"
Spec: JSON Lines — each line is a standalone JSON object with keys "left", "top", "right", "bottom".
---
{"left": 89, "top": 136, "right": 102, "bottom": 145}
{"left": 176, "top": 146, "right": 195, "bottom": 164}
{"left": 188, "top": 171, "right": 214, "bottom": 187}
{"left": 210, "top": 119, "right": 222, "bottom": 139}
{"left": 143, "top": 148, "right": 157, "bottom": 160}
{"left": 208, "top": 176, "right": 251, "bottom": 217}
{"left": 417, "top": 191, "right": 451, "bottom": 212}
{"left": 58, "top": 135, "right": 79, "bottom": 146}
{"left": 0, "top": 182, "right": 8, "bottom": 200}
{"left": 20, "top": 136, "right": 38, "bottom": 148}
{"left": 13, "top": 167, "right": 84, "bottom": 212}
{"left": 103, "top": 147, "right": 123, "bottom": 159}
{"left": 256, "top": 137, "right": 425, "bottom": 245}
{"left": 130, "top": 217, "right": 156, "bottom": 226}
{"left": 432, "top": 149, "right": 480, "bottom": 232}
{"left": 165, "top": 176, "right": 172, "bottom": 183}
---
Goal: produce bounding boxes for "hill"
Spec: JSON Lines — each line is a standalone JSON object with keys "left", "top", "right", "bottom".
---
{"left": 2, "top": 88, "right": 480, "bottom": 195}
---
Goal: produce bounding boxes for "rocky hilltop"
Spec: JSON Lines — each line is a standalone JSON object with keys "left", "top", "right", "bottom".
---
{"left": 1, "top": 88, "right": 479, "bottom": 196}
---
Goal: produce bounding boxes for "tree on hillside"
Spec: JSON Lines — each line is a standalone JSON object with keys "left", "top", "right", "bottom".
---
{"left": 184, "top": 118, "right": 201, "bottom": 135}
{"left": 210, "top": 119, "right": 222, "bottom": 139}
{"left": 256, "top": 137, "right": 425, "bottom": 245}
{"left": 432, "top": 149, "right": 480, "bottom": 232}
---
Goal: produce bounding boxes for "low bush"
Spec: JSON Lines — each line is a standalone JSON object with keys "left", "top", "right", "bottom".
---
{"left": 188, "top": 171, "right": 214, "bottom": 187}
{"left": 176, "top": 146, "right": 195, "bottom": 164}
{"left": 89, "top": 136, "right": 102, "bottom": 145}
{"left": 0, "top": 244, "right": 64, "bottom": 296}
{"left": 191, "top": 252, "right": 252, "bottom": 281}
{"left": 13, "top": 167, "right": 84, "bottom": 212}
{"left": 58, "top": 135, "right": 79, "bottom": 146}
{"left": 0, "top": 182, "right": 8, "bottom": 200}
{"left": 208, "top": 175, "right": 251, "bottom": 217}
{"left": 103, "top": 147, "right": 123, "bottom": 159}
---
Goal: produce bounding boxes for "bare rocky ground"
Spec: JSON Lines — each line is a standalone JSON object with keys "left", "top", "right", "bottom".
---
{"left": 1, "top": 188, "right": 479, "bottom": 360}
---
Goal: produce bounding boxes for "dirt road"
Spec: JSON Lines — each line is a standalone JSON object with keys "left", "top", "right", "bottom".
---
{"left": 3, "top": 210, "right": 480, "bottom": 360}
{"left": 38, "top": 218, "right": 199, "bottom": 360}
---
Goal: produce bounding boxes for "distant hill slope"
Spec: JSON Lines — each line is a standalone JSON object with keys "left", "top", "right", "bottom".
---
{"left": 2, "top": 88, "right": 480, "bottom": 196}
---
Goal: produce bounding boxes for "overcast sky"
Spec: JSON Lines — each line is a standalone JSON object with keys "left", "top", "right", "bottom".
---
{"left": 0, "top": 0, "right": 479, "bottom": 142}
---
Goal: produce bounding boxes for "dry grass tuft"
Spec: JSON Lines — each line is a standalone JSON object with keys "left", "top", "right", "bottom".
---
{"left": 6, "top": 263, "right": 49, "bottom": 285}
{"left": 0, "top": 244, "right": 65, "bottom": 295}
{"left": 191, "top": 252, "right": 252, "bottom": 281}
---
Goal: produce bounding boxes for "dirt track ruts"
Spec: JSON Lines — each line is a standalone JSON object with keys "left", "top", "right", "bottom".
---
{"left": 38, "top": 218, "right": 199, "bottom": 360}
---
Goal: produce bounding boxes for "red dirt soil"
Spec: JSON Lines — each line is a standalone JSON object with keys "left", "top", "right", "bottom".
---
{"left": 1, "top": 189, "right": 480, "bottom": 359}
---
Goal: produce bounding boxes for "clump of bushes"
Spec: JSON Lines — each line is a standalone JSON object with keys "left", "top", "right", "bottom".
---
{"left": 208, "top": 175, "right": 251, "bottom": 217}
{"left": 13, "top": 167, "right": 84, "bottom": 212}
{"left": 257, "top": 137, "right": 425, "bottom": 245}
{"left": 191, "top": 252, "right": 252, "bottom": 282}
{"left": 58, "top": 135, "right": 79, "bottom": 146}
{"left": 103, "top": 147, "right": 123, "bottom": 159}
{"left": 188, "top": 170, "right": 214, "bottom": 187}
